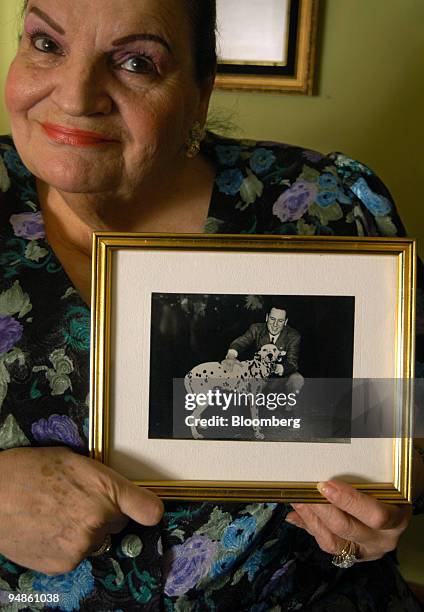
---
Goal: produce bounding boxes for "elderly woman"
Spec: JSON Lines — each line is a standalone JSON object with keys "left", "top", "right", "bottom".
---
{"left": 0, "top": 0, "right": 423, "bottom": 610}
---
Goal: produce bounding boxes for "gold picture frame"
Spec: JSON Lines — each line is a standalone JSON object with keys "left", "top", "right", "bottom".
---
{"left": 215, "top": 0, "right": 319, "bottom": 94}
{"left": 90, "top": 234, "right": 415, "bottom": 503}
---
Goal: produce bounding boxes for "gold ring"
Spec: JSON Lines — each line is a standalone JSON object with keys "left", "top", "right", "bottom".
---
{"left": 331, "top": 540, "right": 359, "bottom": 569}
{"left": 90, "top": 534, "right": 112, "bottom": 557}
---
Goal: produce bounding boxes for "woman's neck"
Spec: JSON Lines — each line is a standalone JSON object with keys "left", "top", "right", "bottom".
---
{"left": 38, "top": 152, "right": 215, "bottom": 254}
{"left": 36, "top": 153, "right": 215, "bottom": 303}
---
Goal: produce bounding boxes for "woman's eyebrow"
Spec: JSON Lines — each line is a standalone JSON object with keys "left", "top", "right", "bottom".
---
{"left": 26, "top": 9, "right": 172, "bottom": 55}
{"left": 112, "top": 34, "right": 172, "bottom": 55}
{"left": 28, "top": 7, "right": 65, "bottom": 35}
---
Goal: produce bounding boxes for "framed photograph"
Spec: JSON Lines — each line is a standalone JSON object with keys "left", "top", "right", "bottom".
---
{"left": 90, "top": 235, "right": 415, "bottom": 503}
{"left": 215, "top": 0, "right": 319, "bottom": 94}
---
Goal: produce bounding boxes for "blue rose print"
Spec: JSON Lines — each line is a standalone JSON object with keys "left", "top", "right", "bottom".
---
{"left": 211, "top": 553, "right": 237, "bottom": 578}
{"left": 0, "top": 316, "right": 23, "bottom": 354}
{"left": 19, "top": 185, "right": 38, "bottom": 201}
{"left": 32, "top": 414, "right": 83, "bottom": 447}
{"left": 222, "top": 515, "right": 257, "bottom": 550}
{"left": 32, "top": 559, "right": 94, "bottom": 611}
{"left": 249, "top": 148, "right": 276, "bottom": 174}
{"left": 164, "top": 535, "right": 217, "bottom": 597}
{"left": 243, "top": 549, "right": 264, "bottom": 581}
{"left": 331, "top": 154, "right": 373, "bottom": 176}
{"left": 216, "top": 169, "right": 244, "bottom": 196}
{"left": 351, "top": 177, "right": 392, "bottom": 216}
{"left": 215, "top": 145, "right": 242, "bottom": 166}
{"left": 316, "top": 190, "right": 338, "bottom": 208}
{"left": 3, "top": 149, "right": 32, "bottom": 178}
{"left": 318, "top": 172, "right": 338, "bottom": 189}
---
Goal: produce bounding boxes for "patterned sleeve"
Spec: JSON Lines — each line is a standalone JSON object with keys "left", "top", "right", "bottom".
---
{"left": 329, "top": 152, "right": 424, "bottom": 513}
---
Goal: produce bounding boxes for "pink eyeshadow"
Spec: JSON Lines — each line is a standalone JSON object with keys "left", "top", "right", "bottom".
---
{"left": 114, "top": 47, "right": 171, "bottom": 73}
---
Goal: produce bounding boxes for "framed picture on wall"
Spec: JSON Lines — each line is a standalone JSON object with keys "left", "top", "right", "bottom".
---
{"left": 215, "top": 0, "right": 319, "bottom": 94}
{"left": 90, "top": 234, "right": 415, "bottom": 502}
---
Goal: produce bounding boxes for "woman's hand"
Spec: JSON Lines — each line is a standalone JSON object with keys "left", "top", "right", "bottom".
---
{"left": 0, "top": 446, "right": 163, "bottom": 575}
{"left": 285, "top": 479, "right": 412, "bottom": 562}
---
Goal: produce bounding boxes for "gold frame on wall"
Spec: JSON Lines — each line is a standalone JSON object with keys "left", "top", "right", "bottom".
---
{"left": 215, "top": 0, "right": 319, "bottom": 94}
{"left": 90, "top": 234, "right": 415, "bottom": 503}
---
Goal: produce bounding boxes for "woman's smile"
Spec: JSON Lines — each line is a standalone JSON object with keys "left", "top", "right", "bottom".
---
{"left": 41, "top": 122, "right": 119, "bottom": 147}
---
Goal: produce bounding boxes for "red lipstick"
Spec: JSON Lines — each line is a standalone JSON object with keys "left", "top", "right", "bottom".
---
{"left": 41, "top": 123, "right": 117, "bottom": 146}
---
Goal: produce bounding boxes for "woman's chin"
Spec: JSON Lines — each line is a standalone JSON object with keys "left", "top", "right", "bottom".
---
{"left": 36, "top": 160, "right": 119, "bottom": 195}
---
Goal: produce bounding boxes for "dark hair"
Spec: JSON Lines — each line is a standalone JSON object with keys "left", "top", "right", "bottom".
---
{"left": 21, "top": 0, "right": 217, "bottom": 83}
{"left": 268, "top": 306, "right": 287, "bottom": 316}
{"left": 185, "top": 0, "right": 217, "bottom": 82}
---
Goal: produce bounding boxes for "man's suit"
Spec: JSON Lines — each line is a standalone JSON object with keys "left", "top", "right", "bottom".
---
{"left": 229, "top": 322, "right": 301, "bottom": 377}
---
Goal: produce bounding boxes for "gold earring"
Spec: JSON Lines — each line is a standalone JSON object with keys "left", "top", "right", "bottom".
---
{"left": 186, "top": 121, "right": 204, "bottom": 158}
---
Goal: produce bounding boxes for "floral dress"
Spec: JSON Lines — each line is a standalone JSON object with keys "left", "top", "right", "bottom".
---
{"left": 0, "top": 133, "right": 422, "bottom": 612}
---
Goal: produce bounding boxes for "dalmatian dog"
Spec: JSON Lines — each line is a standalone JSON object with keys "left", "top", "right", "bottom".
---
{"left": 184, "top": 343, "right": 286, "bottom": 440}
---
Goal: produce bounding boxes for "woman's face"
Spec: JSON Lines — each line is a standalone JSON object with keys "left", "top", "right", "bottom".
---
{"left": 5, "top": 0, "right": 212, "bottom": 197}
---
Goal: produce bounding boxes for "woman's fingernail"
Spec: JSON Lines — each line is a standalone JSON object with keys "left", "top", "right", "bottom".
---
{"left": 317, "top": 481, "right": 337, "bottom": 499}
{"left": 285, "top": 516, "right": 299, "bottom": 526}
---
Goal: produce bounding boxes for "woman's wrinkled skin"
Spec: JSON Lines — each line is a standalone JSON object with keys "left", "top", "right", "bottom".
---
{"left": 0, "top": 447, "right": 163, "bottom": 575}
{"left": 7, "top": 0, "right": 213, "bottom": 200}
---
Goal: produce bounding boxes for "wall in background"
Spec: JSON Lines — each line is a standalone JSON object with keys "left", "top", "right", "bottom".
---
{"left": 0, "top": 0, "right": 423, "bottom": 587}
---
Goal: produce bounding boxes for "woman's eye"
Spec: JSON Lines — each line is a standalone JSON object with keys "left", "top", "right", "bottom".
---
{"left": 32, "top": 36, "right": 60, "bottom": 54}
{"left": 120, "top": 55, "right": 156, "bottom": 75}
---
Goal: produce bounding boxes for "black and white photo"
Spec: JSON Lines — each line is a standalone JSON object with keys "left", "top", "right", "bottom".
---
{"left": 149, "top": 293, "right": 355, "bottom": 441}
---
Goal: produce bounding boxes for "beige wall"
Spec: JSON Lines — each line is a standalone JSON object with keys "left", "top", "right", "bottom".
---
{"left": 0, "top": 0, "right": 423, "bottom": 587}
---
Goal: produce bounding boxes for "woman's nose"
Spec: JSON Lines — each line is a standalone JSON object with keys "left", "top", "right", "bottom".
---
{"left": 50, "top": 58, "right": 113, "bottom": 117}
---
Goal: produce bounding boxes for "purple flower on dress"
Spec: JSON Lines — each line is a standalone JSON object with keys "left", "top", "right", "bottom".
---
{"left": 164, "top": 535, "right": 217, "bottom": 597}
{"left": 10, "top": 211, "right": 45, "bottom": 240}
{"left": 260, "top": 561, "right": 294, "bottom": 599}
{"left": 272, "top": 180, "right": 318, "bottom": 222}
{"left": 32, "top": 414, "right": 82, "bottom": 447}
{"left": 0, "top": 316, "right": 23, "bottom": 354}
{"left": 302, "top": 149, "right": 325, "bottom": 163}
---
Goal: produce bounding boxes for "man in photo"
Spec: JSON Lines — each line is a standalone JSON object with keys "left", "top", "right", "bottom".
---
{"left": 223, "top": 306, "right": 304, "bottom": 394}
